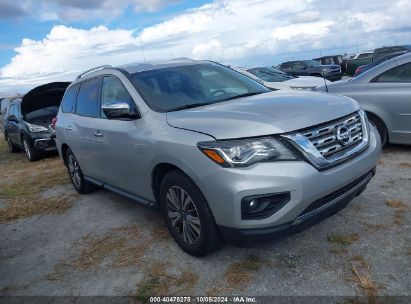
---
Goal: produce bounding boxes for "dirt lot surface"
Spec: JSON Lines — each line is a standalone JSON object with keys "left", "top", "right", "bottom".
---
{"left": 0, "top": 140, "right": 410, "bottom": 302}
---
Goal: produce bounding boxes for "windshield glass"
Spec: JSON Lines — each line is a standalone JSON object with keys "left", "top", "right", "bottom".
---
{"left": 247, "top": 67, "right": 294, "bottom": 82}
{"left": 129, "top": 63, "right": 270, "bottom": 112}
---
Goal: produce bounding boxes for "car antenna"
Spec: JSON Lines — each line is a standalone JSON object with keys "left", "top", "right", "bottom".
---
{"left": 320, "top": 51, "right": 329, "bottom": 92}
{"left": 138, "top": 35, "right": 146, "bottom": 63}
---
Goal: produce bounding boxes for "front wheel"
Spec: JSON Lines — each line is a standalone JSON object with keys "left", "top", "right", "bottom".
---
{"left": 23, "top": 137, "right": 41, "bottom": 161}
{"left": 160, "top": 170, "right": 223, "bottom": 256}
{"left": 65, "top": 148, "right": 96, "bottom": 194}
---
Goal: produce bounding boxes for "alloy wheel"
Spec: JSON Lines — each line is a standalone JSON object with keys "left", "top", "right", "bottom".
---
{"left": 23, "top": 140, "right": 31, "bottom": 160}
{"left": 68, "top": 154, "right": 82, "bottom": 188}
{"left": 166, "top": 186, "right": 201, "bottom": 245}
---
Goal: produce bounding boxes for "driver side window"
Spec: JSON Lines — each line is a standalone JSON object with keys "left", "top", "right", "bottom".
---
{"left": 100, "top": 76, "right": 136, "bottom": 118}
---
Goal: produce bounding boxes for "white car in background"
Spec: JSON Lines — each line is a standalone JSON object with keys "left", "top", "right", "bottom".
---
{"left": 234, "top": 66, "right": 330, "bottom": 91}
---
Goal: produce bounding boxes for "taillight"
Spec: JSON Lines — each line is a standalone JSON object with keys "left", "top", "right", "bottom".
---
{"left": 354, "top": 66, "right": 362, "bottom": 76}
{"left": 51, "top": 117, "right": 58, "bottom": 129}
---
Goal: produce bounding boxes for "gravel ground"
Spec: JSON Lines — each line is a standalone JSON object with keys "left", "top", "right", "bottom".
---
{"left": 0, "top": 145, "right": 410, "bottom": 302}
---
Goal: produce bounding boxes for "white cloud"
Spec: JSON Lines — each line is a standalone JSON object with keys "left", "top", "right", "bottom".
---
{"left": 1, "top": 0, "right": 411, "bottom": 92}
{"left": 12, "top": 0, "right": 181, "bottom": 22}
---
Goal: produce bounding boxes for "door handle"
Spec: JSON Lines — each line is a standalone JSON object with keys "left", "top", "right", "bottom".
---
{"left": 65, "top": 125, "right": 73, "bottom": 131}
{"left": 93, "top": 130, "right": 103, "bottom": 137}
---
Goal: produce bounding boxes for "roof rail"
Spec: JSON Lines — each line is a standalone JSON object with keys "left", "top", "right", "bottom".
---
{"left": 76, "top": 65, "right": 112, "bottom": 80}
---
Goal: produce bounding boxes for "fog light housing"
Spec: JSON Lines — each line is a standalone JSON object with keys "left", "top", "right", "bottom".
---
{"left": 241, "top": 192, "right": 290, "bottom": 220}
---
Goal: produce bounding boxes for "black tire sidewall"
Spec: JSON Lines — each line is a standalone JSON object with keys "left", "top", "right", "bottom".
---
{"left": 369, "top": 117, "right": 388, "bottom": 147}
{"left": 23, "top": 137, "right": 40, "bottom": 161}
{"left": 65, "top": 149, "right": 86, "bottom": 193}
{"left": 6, "top": 134, "right": 15, "bottom": 152}
{"left": 159, "top": 170, "right": 221, "bottom": 257}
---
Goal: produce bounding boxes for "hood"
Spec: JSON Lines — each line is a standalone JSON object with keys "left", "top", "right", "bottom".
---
{"left": 21, "top": 82, "right": 70, "bottom": 116}
{"left": 166, "top": 91, "right": 359, "bottom": 140}
{"left": 283, "top": 76, "right": 330, "bottom": 88}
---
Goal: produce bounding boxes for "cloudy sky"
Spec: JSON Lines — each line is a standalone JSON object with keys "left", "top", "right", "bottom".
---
{"left": 1, "top": 0, "right": 410, "bottom": 93}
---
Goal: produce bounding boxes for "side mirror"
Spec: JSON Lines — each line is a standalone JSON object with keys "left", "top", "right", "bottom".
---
{"left": 7, "top": 115, "right": 18, "bottom": 122}
{"left": 101, "top": 102, "right": 139, "bottom": 120}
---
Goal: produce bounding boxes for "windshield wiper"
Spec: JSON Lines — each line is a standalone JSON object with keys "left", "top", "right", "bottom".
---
{"left": 167, "top": 92, "right": 265, "bottom": 112}
{"left": 168, "top": 102, "right": 214, "bottom": 112}
{"left": 217, "top": 92, "right": 264, "bottom": 102}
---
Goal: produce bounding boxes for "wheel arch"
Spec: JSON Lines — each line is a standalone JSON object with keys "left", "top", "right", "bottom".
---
{"left": 151, "top": 162, "right": 185, "bottom": 203}
{"left": 61, "top": 143, "right": 70, "bottom": 166}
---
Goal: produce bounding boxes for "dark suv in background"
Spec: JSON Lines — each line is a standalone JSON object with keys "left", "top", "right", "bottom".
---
{"left": 3, "top": 82, "right": 70, "bottom": 161}
{"left": 279, "top": 60, "right": 342, "bottom": 81}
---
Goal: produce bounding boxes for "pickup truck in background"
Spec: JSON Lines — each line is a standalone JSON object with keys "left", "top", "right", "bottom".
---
{"left": 278, "top": 60, "right": 342, "bottom": 81}
{"left": 345, "top": 52, "right": 373, "bottom": 76}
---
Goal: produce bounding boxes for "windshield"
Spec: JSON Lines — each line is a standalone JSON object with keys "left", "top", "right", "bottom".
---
{"left": 247, "top": 67, "right": 294, "bottom": 82}
{"left": 129, "top": 63, "right": 270, "bottom": 112}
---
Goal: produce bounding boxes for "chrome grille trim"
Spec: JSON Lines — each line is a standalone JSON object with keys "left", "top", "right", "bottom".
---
{"left": 282, "top": 110, "right": 370, "bottom": 170}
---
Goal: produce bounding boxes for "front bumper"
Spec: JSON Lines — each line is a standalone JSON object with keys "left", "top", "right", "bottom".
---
{"left": 196, "top": 126, "right": 381, "bottom": 241}
{"left": 218, "top": 168, "right": 375, "bottom": 243}
{"left": 28, "top": 132, "right": 57, "bottom": 151}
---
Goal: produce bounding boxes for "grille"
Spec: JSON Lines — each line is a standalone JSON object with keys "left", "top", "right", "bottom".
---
{"left": 283, "top": 111, "right": 369, "bottom": 170}
{"left": 302, "top": 112, "right": 363, "bottom": 159}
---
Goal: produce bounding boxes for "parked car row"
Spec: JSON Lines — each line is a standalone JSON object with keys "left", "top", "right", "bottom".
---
{"left": 315, "top": 52, "right": 411, "bottom": 146}
{"left": 233, "top": 66, "right": 330, "bottom": 90}
{"left": 1, "top": 50, "right": 409, "bottom": 256}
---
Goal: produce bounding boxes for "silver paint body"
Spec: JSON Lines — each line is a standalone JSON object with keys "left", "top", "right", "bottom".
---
{"left": 316, "top": 53, "right": 411, "bottom": 145}
{"left": 56, "top": 60, "right": 381, "bottom": 230}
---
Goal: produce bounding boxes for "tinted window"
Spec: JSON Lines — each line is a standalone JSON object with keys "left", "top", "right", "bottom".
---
{"left": 375, "top": 47, "right": 406, "bottom": 59}
{"left": 248, "top": 67, "right": 293, "bottom": 82}
{"left": 76, "top": 78, "right": 100, "bottom": 117}
{"left": 372, "top": 62, "right": 411, "bottom": 83}
{"left": 291, "top": 61, "right": 306, "bottom": 69}
{"left": 100, "top": 76, "right": 136, "bottom": 117}
{"left": 129, "top": 63, "right": 269, "bottom": 112}
{"left": 281, "top": 63, "right": 290, "bottom": 69}
{"left": 61, "top": 84, "right": 79, "bottom": 113}
{"left": 357, "top": 53, "right": 372, "bottom": 59}
{"left": 8, "top": 104, "right": 15, "bottom": 117}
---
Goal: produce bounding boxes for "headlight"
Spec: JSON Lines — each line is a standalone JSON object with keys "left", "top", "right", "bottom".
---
{"left": 198, "top": 137, "right": 297, "bottom": 167}
{"left": 25, "top": 122, "right": 49, "bottom": 132}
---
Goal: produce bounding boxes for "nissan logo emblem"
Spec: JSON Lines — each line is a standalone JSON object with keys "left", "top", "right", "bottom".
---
{"left": 336, "top": 124, "right": 352, "bottom": 145}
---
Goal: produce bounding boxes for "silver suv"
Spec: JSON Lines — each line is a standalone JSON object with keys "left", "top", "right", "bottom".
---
{"left": 56, "top": 59, "right": 381, "bottom": 256}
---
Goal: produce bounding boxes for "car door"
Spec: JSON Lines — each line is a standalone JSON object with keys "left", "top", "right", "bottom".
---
{"left": 366, "top": 62, "right": 411, "bottom": 144}
{"left": 69, "top": 76, "right": 110, "bottom": 180}
{"left": 6, "top": 104, "right": 20, "bottom": 144}
{"left": 92, "top": 75, "right": 145, "bottom": 194}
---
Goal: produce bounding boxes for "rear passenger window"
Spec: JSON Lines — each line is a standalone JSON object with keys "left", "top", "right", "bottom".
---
{"left": 372, "top": 62, "right": 411, "bottom": 83}
{"left": 76, "top": 78, "right": 101, "bottom": 117}
{"left": 61, "top": 84, "right": 79, "bottom": 113}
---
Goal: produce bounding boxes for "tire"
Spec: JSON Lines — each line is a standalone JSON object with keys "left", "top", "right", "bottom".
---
{"left": 159, "top": 170, "right": 223, "bottom": 257}
{"left": 5, "top": 133, "right": 19, "bottom": 153}
{"left": 23, "top": 137, "right": 41, "bottom": 161}
{"left": 367, "top": 113, "right": 388, "bottom": 147}
{"left": 65, "top": 148, "right": 96, "bottom": 194}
